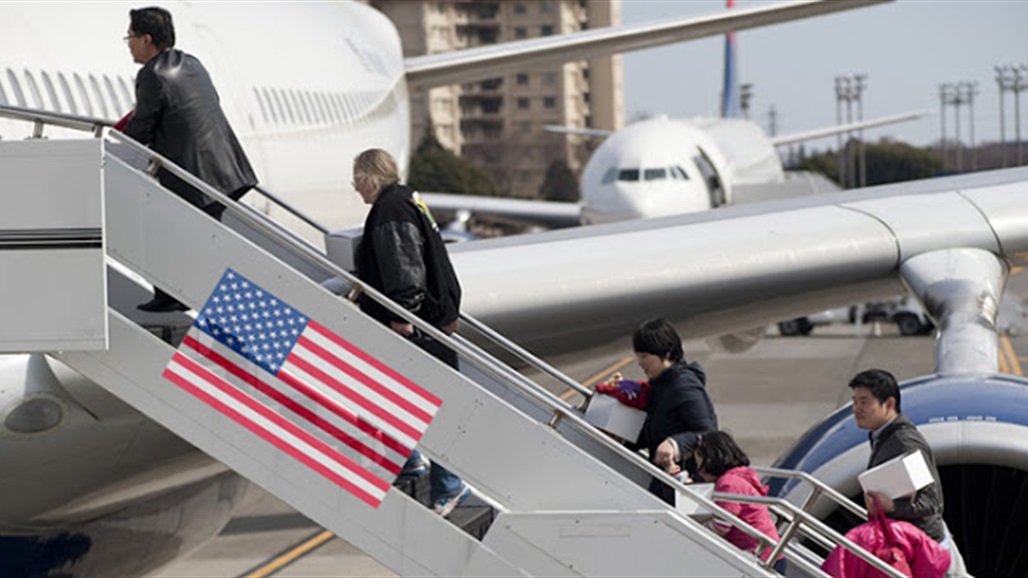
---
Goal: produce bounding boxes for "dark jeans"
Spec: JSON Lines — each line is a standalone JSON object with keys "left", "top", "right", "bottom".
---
{"left": 405, "top": 328, "right": 463, "bottom": 502}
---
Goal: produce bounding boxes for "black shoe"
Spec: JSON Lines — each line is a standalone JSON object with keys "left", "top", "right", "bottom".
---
{"left": 137, "top": 296, "right": 189, "bottom": 312}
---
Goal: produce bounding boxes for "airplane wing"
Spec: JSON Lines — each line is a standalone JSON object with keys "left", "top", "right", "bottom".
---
{"left": 450, "top": 167, "right": 1028, "bottom": 355}
{"left": 405, "top": 0, "right": 891, "bottom": 89}
{"left": 421, "top": 193, "right": 581, "bottom": 229}
{"left": 769, "top": 110, "right": 932, "bottom": 146}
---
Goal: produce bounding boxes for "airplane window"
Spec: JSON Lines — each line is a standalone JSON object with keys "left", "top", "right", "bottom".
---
{"left": 303, "top": 91, "right": 318, "bottom": 123}
{"left": 289, "top": 90, "right": 307, "bottom": 124}
{"left": 299, "top": 91, "right": 316, "bottom": 123}
{"left": 88, "top": 75, "right": 109, "bottom": 118}
{"left": 670, "top": 166, "right": 688, "bottom": 180}
{"left": 601, "top": 168, "right": 617, "bottom": 185}
{"left": 279, "top": 89, "right": 295, "bottom": 124}
{"left": 72, "top": 74, "right": 93, "bottom": 116}
{"left": 6, "top": 69, "right": 27, "bottom": 107}
{"left": 57, "top": 73, "right": 77, "bottom": 114}
{"left": 318, "top": 93, "right": 335, "bottom": 123}
{"left": 336, "top": 93, "right": 350, "bottom": 122}
{"left": 253, "top": 87, "right": 268, "bottom": 123}
{"left": 269, "top": 89, "right": 283, "bottom": 124}
{"left": 644, "top": 168, "right": 667, "bottom": 181}
{"left": 310, "top": 92, "right": 326, "bottom": 124}
{"left": 326, "top": 93, "right": 342, "bottom": 123}
{"left": 618, "top": 169, "right": 640, "bottom": 182}
{"left": 117, "top": 77, "right": 133, "bottom": 108}
{"left": 40, "top": 72, "right": 61, "bottom": 112}
{"left": 23, "top": 70, "right": 44, "bottom": 109}
{"left": 103, "top": 75, "right": 123, "bottom": 113}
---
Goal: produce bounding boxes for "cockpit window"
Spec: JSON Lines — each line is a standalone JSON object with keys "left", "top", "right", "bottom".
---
{"left": 672, "top": 166, "right": 689, "bottom": 180}
{"left": 644, "top": 168, "right": 667, "bottom": 181}
{"left": 601, "top": 167, "right": 617, "bottom": 185}
{"left": 618, "top": 169, "right": 640, "bottom": 182}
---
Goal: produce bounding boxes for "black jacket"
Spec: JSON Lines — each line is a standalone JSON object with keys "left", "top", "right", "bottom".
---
{"left": 633, "top": 361, "right": 719, "bottom": 468}
{"left": 125, "top": 49, "right": 257, "bottom": 209}
{"left": 357, "top": 183, "right": 462, "bottom": 329}
{"left": 868, "top": 414, "right": 945, "bottom": 541}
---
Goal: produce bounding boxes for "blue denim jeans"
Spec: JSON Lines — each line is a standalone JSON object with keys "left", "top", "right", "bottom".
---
{"left": 406, "top": 449, "right": 463, "bottom": 503}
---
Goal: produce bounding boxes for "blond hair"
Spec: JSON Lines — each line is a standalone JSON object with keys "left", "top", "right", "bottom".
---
{"left": 353, "top": 148, "right": 400, "bottom": 192}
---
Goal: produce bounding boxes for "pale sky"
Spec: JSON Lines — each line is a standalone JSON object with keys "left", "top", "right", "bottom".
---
{"left": 621, "top": 0, "right": 1028, "bottom": 149}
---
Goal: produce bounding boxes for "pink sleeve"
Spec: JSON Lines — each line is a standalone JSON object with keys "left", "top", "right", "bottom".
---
{"left": 712, "top": 478, "right": 743, "bottom": 532}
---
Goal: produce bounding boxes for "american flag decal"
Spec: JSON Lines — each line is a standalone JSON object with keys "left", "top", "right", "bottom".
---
{"left": 162, "top": 269, "right": 442, "bottom": 508}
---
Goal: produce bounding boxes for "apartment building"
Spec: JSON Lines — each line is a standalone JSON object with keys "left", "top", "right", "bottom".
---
{"left": 372, "top": 0, "right": 623, "bottom": 199}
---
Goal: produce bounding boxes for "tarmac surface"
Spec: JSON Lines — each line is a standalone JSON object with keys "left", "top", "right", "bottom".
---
{"left": 153, "top": 309, "right": 1028, "bottom": 578}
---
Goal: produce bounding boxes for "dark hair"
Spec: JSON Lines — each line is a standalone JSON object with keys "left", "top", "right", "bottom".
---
{"left": 848, "top": 368, "right": 901, "bottom": 412}
{"left": 695, "top": 430, "right": 749, "bottom": 477}
{"left": 632, "top": 318, "right": 684, "bottom": 362}
{"left": 129, "top": 7, "right": 176, "bottom": 50}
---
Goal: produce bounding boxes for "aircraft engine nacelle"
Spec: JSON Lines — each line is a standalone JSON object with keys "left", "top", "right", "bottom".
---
{"left": 770, "top": 374, "right": 1028, "bottom": 578}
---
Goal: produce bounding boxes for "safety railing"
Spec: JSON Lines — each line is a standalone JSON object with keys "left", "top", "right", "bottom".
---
{"left": 5, "top": 105, "right": 890, "bottom": 576}
{"left": 0, "top": 103, "right": 112, "bottom": 137}
{"left": 98, "top": 125, "right": 797, "bottom": 574}
{"left": 711, "top": 491, "right": 907, "bottom": 578}
{"left": 0, "top": 104, "right": 328, "bottom": 242}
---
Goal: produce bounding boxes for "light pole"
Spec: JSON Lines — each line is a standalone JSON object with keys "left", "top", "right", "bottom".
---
{"left": 960, "top": 82, "right": 978, "bottom": 171}
{"left": 854, "top": 74, "right": 868, "bottom": 187}
{"left": 835, "top": 76, "right": 849, "bottom": 187}
{"left": 996, "top": 66, "right": 1015, "bottom": 168}
{"left": 739, "top": 83, "right": 754, "bottom": 120}
{"left": 939, "top": 84, "right": 952, "bottom": 171}
{"left": 1016, "top": 65, "right": 1027, "bottom": 165}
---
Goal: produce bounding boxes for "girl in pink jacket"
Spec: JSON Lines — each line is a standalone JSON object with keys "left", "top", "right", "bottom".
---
{"left": 694, "top": 431, "right": 785, "bottom": 572}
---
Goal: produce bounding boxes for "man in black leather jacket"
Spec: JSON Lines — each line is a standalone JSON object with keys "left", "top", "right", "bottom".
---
{"left": 851, "top": 368, "right": 971, "bottom": 577}
{"left": 352, "top": 148, "right": 469, "bottom": 517}
{"left": 123, "top": 7, "right": 257, "bottom": 312}
{"left": 628, "top": 318, "right": 719, "bottom": 504}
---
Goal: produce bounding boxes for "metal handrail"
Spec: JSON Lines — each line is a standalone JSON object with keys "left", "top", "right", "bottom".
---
{"left": 753, "top": 465, "right": 868, "bottom": 520}
{"left": 0, "top": 105, "right": 329, "bottom": 241}
{"left": 9, "top": 108, "right": 891, "bottom": 576}
{"left": 98, "top": 128, "right": 789, "bottom": 572}
{"left": 0, "top": 103, "right": 113, "bottom": 137}
{"left": 712, "top": 492, "right": 908, "bottom": 578}
{"left": 0, "top": 104, "right": 596, "bottom": 411}
{"left": 251, "top": 184, "right": 330, "bottom": 235}
{"left": 457, "top": 313, "right": 594, "bottom": 405}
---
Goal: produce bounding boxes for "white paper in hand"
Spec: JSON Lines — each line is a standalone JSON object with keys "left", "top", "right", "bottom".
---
{"left": 858, "top": 449, "right": 934, "bottom": 499}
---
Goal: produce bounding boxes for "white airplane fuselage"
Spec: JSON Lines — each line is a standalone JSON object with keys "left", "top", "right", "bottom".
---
{"left": 579, "top": 116, "right": 787, "bottom": 224}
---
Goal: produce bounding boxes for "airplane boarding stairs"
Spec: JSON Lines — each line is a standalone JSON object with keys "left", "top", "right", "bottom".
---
{"left": 0, "top": 110, "right": 908, "bottom": 578}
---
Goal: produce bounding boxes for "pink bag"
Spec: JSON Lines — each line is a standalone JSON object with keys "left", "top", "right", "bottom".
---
{"left": 822, "top": 496, "right": 950, "bottom": 578}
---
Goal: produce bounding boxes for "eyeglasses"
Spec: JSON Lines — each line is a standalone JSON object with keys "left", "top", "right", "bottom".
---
{"left": 123, "top": 34, "right": 137, "bottom": 44}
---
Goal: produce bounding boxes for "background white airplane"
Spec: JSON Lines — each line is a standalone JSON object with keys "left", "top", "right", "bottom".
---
{"left": 2, "top": 1, "right": 908, "bottom": 576}
{"left": 423, "top": 4, "right": 927, "bottom": 228}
